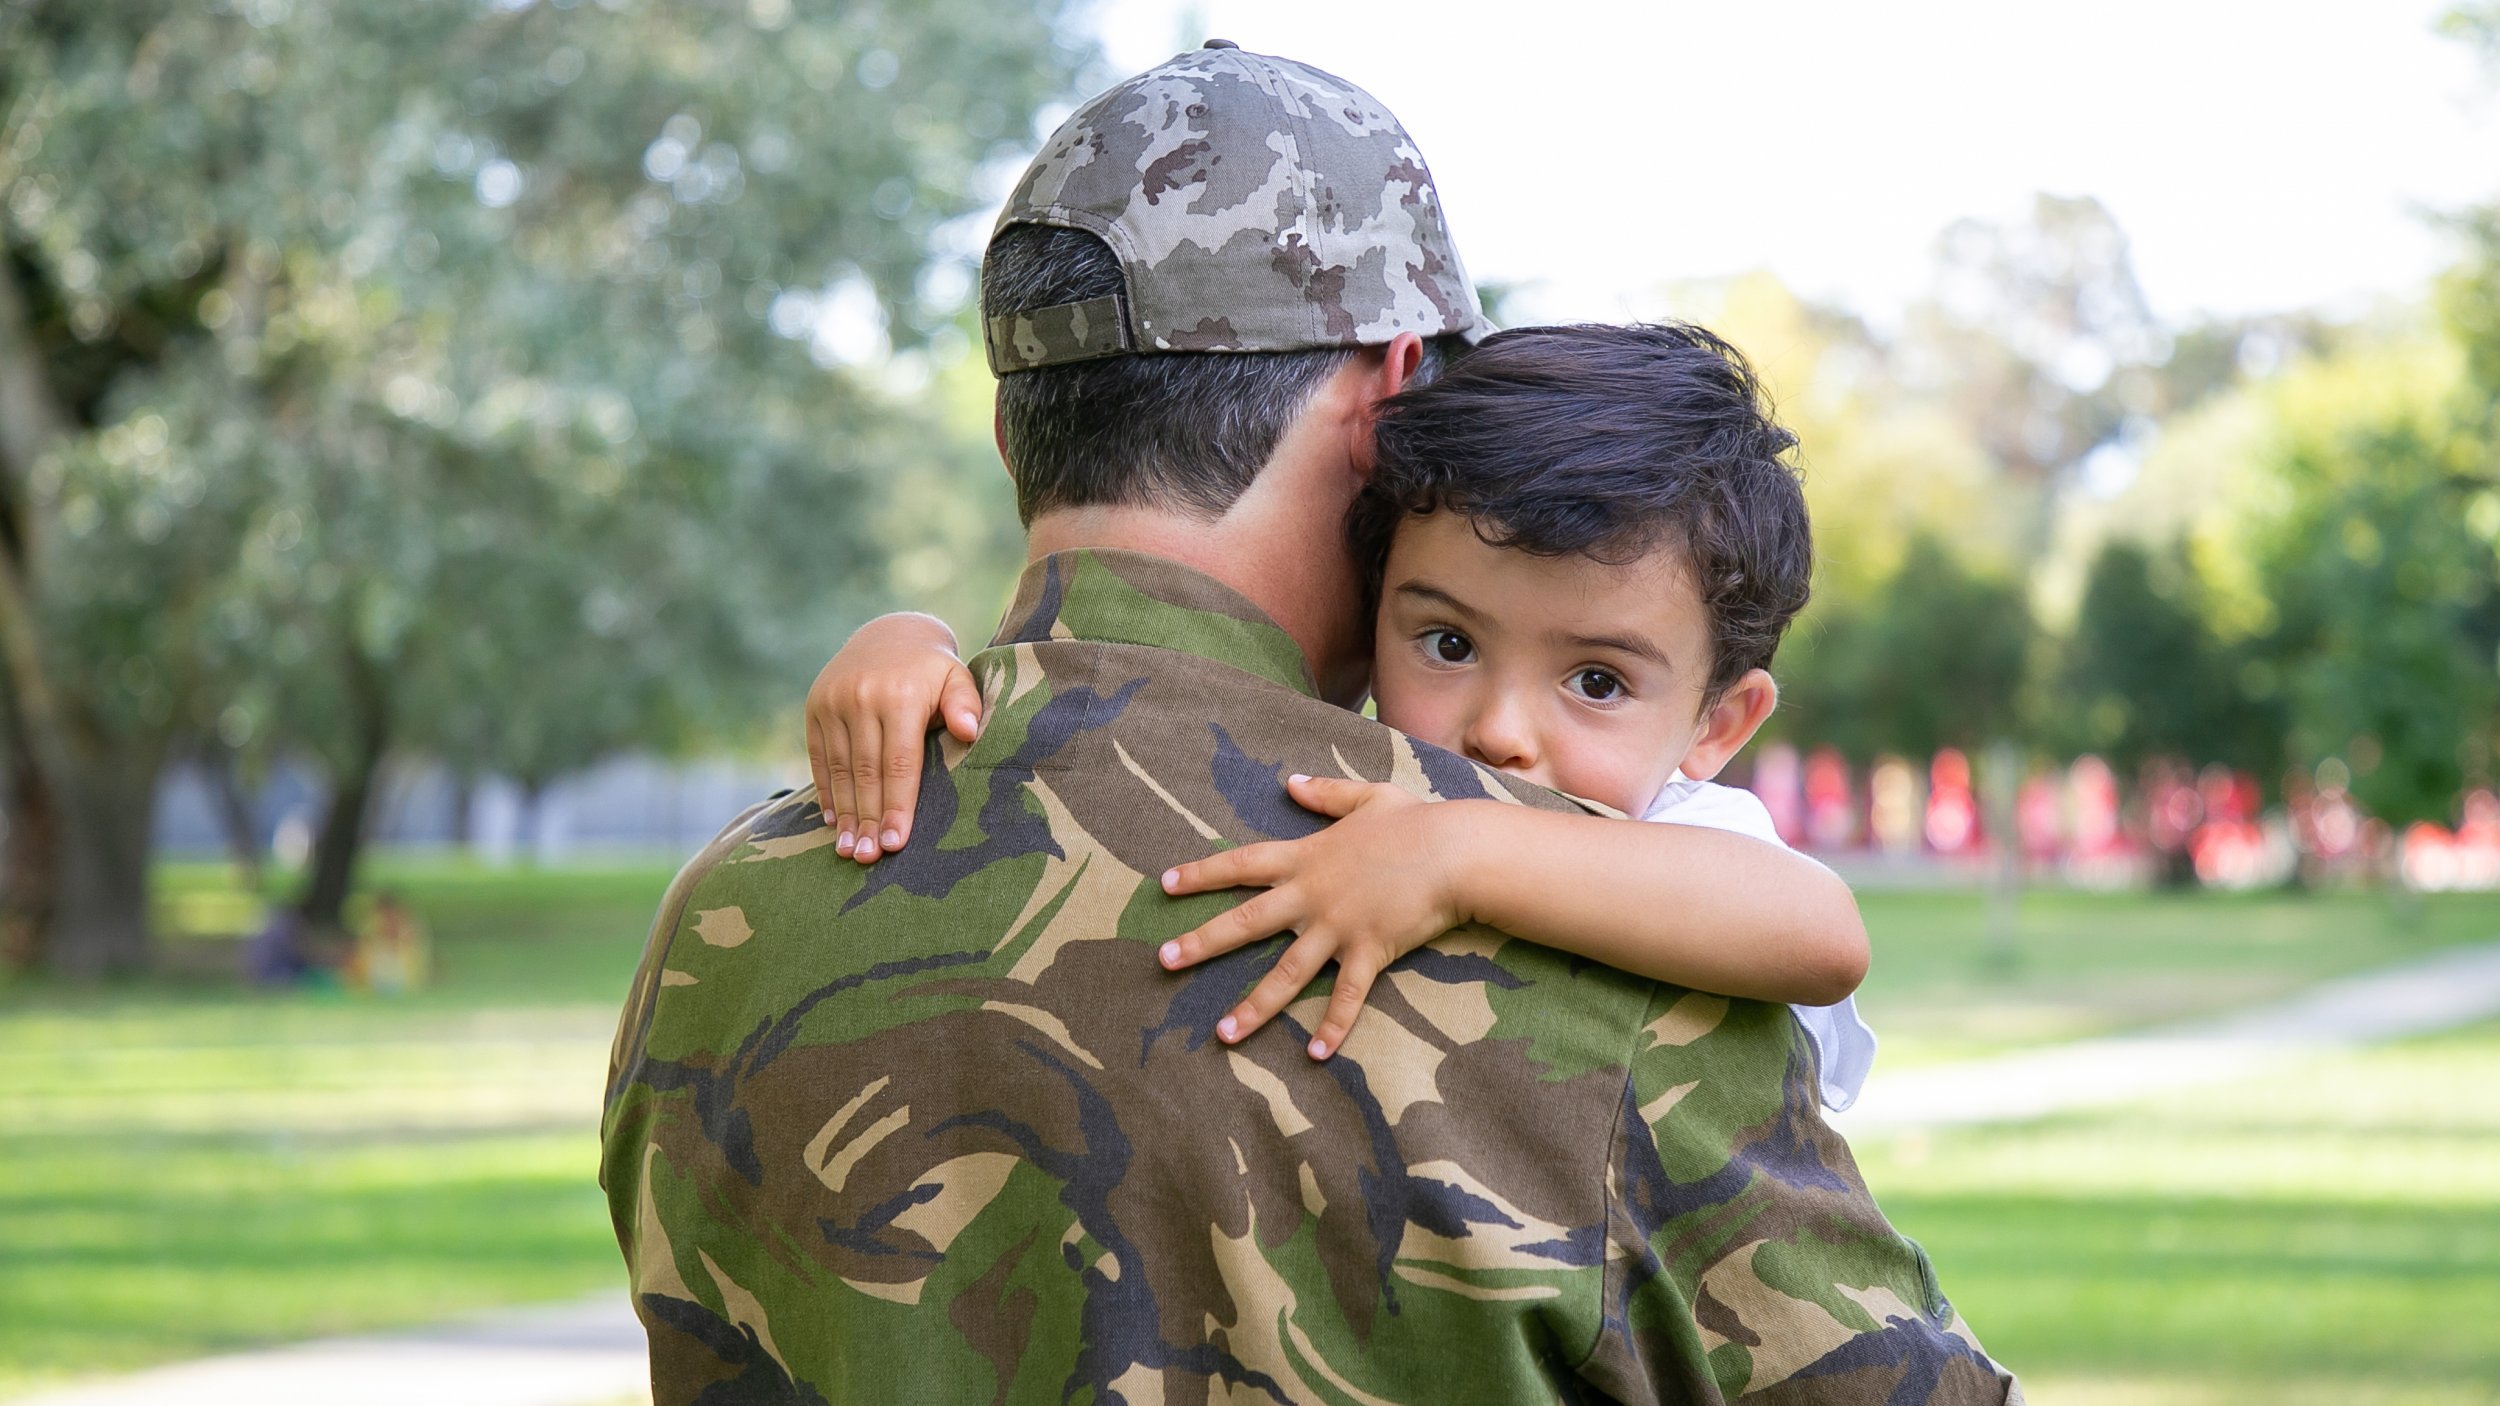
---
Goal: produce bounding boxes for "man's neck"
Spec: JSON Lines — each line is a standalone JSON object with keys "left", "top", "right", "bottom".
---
{"left": 1024, "top": 506, "right": 1368, "bottom": 705}
{"left": 1025, "top": 505, "right": 1235, "bottom": 590}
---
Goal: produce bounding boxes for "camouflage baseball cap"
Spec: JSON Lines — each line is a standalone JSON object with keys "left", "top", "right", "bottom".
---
{"left": 983, "top": 41, "right": 1489, "bottom": 374}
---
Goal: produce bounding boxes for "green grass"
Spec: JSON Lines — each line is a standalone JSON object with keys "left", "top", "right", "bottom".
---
{"left": 1, "top": 866, "right": 2496, "bottom": 1399}
{"left": 1851, "top": 887, "right": 2500, "bottom": 1068}
{"left": 0, "top": 860, "right": 672, "bottom": 1396}
{"left": 1855, "top": 1019, "right": 2500, "bottom": 1404}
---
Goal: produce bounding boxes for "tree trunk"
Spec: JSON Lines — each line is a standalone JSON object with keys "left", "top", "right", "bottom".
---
{"left": 47, "top": 741, "right": 166, "bottom": 980}
{"left": 200, "top": 747, "right": 266, "bottom": 892}
{"left": 0, "top": 250, "right": 70, "bottom": 504}
{"left": 295, "top": 649, "right": 390, "bottom": 936}
{"left": 447, "top": 769, "right": 475, "bottom": 852}
{"left": 0, "top": 249, "right": 74, "bottom": 971}
{"left": 1979, "top": 738, "right": 2023, "bottom": 973}
{"left": 0, "top": 561, "right": 162, "bottom": 979}
{"left": 517, "top": 776, "right": 545, "bottom": 867}
{"left": 0, "top": 744, "right": 59, "bottom": 972}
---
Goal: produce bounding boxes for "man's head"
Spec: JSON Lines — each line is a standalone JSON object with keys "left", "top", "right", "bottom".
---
{"left": 987, "top": 223, "right": 1429, "bottom": 522}
{"left": 977, "top": 44, "right": 1485, "bottom": 699}
{"left": 1352, "top": 323, "right": 1812, "bottom": 813}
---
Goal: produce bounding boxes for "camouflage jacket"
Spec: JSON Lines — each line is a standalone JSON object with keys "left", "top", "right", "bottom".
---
{"left": 601, "top": 549, "right": 2021, "bottom": 1405}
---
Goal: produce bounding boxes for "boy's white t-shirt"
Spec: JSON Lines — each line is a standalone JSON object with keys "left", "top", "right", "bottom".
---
{"left": 1641, "top": 775, "right": 1877, "bottom": 1112}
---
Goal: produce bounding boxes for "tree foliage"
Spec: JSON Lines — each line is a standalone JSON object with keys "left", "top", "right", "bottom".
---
{"left": 1904, "top": 194, "right": 2168, "bottom": 497}
{"left": 1775, "top": 534, "right": 2034, "bottom": 764}
{"left": 0, "top": 0, "right": 1089, "bottom": 969}
{"left": 2056, "top": 539, "right": 2281, "bottom": 778}
{"left": 2247, "top": 416, "right": 2500, "bottom": 825}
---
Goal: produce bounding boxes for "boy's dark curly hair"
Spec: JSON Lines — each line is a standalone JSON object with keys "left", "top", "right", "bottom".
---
{"left": 1347, "top": 321, "right": 1812, "bottom": 707}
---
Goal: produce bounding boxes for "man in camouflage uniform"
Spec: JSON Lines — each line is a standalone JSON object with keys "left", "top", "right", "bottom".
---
{"left": 603, "top": 42, "right": 2022, "bottom": 1404}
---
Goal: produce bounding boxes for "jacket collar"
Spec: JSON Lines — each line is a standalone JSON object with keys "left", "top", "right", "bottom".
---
{"left": 990, "top": 550, "right": 1319, "bottom": 698}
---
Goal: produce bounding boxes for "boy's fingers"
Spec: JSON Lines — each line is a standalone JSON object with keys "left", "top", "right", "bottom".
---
{"left": 1218, "top": 929, "right": 1335, "bottom": 1046}
{"left": 821, "top": 720, "right": 861, "bottom": 857}
{"left": 1307, "top": 956, "right": 1379, "bottom": 1060}
{"left": 877, "top": 711, "right": 924, "bottom": 853}
{"left": 806, "top": 714, "right": 838, "bottom": 831}
{"left": 1283, "top": 772, "right": 1384, "bottom": 818}
{"left": 1160, "top": 842, "right": 1291, "bottom": 897}
{"left": 939, "top": 666, "right": 985, "bottom": 744}
{"left": 849, "top": 716, "right": 885, "bottom": 863}
{"left": 1164, "top": 890, "right": 1298, "bottom": 968}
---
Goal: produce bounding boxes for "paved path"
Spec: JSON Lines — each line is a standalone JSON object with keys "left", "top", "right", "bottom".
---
{"left": 23, "top": 940, "right": 2500, "bottom": 1406}
{"left": 1832, "top": 939, "right": 2500, "bottom": 1135}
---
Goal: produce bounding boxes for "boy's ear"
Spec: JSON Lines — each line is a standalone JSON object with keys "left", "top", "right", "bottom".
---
{"left": 1677, "top": 669, "right": 1778, "bottom": 782}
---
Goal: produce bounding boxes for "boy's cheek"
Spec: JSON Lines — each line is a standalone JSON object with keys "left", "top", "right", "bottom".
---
{"left": 1549, "top": 718, "right": 1688, "bottom": 816}
{"left": 1367, "top": 665, "right": 1442, "bottom": 744}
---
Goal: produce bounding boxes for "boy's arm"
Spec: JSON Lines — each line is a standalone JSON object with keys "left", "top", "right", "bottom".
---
{"left": 1446, "top": 802, "right": 1868, "bottom": 1006}
{"left": 1162, "top": 776, "right": 1868, "bottom": 1059}
{"left": 805, "top": 612, "right": 983, "bottom": 864}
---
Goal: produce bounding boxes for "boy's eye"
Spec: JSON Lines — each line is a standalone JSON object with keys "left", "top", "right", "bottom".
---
{"left": 1571, "top": 668, "right": 1625, "bottom": 702}
{"left": 1425, "top": 629, "right": 1475, "bottom": 664}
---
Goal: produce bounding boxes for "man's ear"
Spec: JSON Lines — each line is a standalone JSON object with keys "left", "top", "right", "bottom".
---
{"left": 1346, "top": 331, "right": 1424, "bottom": 479}
{"left": 1677, "top": 669, "right": 1779, "bottom": 782}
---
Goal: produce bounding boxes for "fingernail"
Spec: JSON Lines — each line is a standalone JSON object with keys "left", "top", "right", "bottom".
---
{"left": 1217, "top": 1015, "right": 1238, "bottom": 1042}
{"left": 1308, "top": 1038, "right": 1329, "bottom": 1060}
{"left": 882, "top": 829, "right": 902, "bottom": 850}
{"left": 1161, "top": 869, "right": 1179, "bottom": 892}
{"left": 836, "top": 831, "right": 854, "bottom": 855}
{"left": 822, "top": 809, "right": 837, "bottom": 828}
{"left": 1159, "top": 940, "right": 1182, "bottom": 967}
{"left": 1288, "top": 773, "right": 1310, "bottom": 786}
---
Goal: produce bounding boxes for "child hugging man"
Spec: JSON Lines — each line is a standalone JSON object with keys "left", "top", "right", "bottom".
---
{"left": 811, "top": 320, "right": 1878, "bottom": 1111}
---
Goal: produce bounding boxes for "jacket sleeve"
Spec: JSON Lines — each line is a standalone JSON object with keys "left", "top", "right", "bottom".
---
{"left": 1572, "top": 988, "right": 2022, "bottom": 1404}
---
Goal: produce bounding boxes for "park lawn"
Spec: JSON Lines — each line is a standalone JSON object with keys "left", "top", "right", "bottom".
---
{"left": 0, "top": 863, "right": 2495, "bottom": 1395}
{"left": 1854, "top": 1018, "right": 2500, "bottom": 1405}
{"left": 1851, "top": 887, "right": 2500, "bottom": 1068}
{"left": 0, "top": 861, "right": 673, "bottom": 1396}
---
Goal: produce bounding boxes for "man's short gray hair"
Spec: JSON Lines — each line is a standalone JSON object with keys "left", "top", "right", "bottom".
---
{"left": 983, "top": 225, "right": 1455, "bottom": 525}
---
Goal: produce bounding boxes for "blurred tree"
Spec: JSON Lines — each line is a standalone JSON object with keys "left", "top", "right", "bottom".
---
{"left": 2055, "top": 539, "right": 2281, "bottom": 778}
{"left": 1775, "top": 533, "right": 2034, "bottom": 763}
{"left": 0, "top": 0, "right": 1089, "bottom": 970}
{"left": 1904, "top": 194, "right": 2167, "bottom": 502}
{"left": 1709, "top": 274, "right": 2021, "bottom": 603}
{"left": 2189, "top": 225, "right": 2497, "bottom": 825}
{"left": 1696, "top": 276, "right": 2038, "bottom": 764}
{"left": 2155, "top": 313, "right": 2335, "bottom": 419}
{"left": 2248, "top": 415, "right": 2499, "bottom": 826}
{"left": 2446, "top": 2, "right": 2500, "bottom": 74}
{"left": 2449, "top": 203, "right": 2500, "bottom": 431}
{"left": 2441, "top": 0, "right": 2500, "bottom": 427}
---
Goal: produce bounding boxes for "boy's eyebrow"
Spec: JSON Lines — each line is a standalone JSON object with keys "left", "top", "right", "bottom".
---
{"left": 1558, "top": 628, "right": 1677, "bottom": 674}
{"left": 1391, "top": 580, "right": 1485, "bottom": 622}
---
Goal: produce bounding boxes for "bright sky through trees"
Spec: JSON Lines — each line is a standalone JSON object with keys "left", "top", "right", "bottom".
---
{"left": 1081, "top": 0, "right": 2500, "bottom": 327}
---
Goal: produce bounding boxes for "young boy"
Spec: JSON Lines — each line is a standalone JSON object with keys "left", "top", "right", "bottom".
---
{"left": 808, "top": 322, "right": 1878, "bottom": 1110}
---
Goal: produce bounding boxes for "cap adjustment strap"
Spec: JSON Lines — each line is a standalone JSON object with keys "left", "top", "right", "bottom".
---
{"left": 983, "top": 292, "right": 1134, "bottom": 374}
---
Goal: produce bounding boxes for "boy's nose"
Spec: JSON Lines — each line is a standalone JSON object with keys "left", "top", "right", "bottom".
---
{"left": 1462, "top": 699, "right": 1537, "bottom": 775}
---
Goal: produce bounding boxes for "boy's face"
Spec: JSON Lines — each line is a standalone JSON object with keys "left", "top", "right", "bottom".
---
{"left": 1369, "top": 511, "right": 1761, "bottom": 816}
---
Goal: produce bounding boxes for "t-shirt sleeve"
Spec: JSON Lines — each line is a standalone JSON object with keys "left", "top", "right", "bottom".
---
{"left": 1642, "top": 778, "right": 1788, "bottom": 848}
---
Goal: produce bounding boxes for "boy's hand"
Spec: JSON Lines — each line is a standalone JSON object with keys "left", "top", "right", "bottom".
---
{"left": 1157, "top": 775, "right": 1471, "bottom": 1060}
{"left": 806, "top": 613, "right": 984, "bottom": 864}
